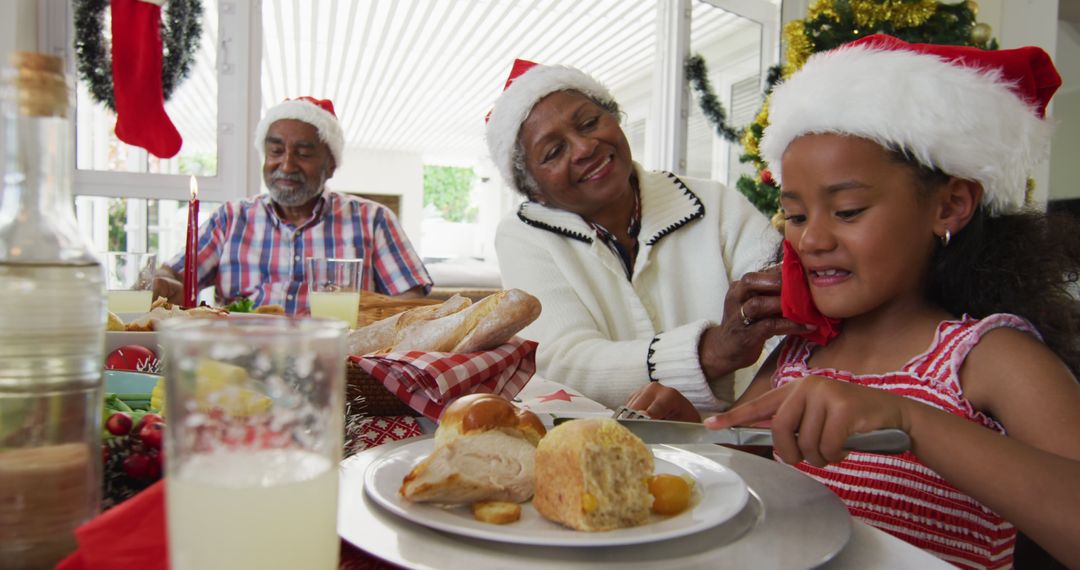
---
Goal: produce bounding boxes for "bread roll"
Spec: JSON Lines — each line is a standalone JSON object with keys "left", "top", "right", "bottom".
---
{"left": 533, "top": 418, "right": 654, "bottom": 531}
{"left": 399, "top": 394, "right": 546, "bottom": 504}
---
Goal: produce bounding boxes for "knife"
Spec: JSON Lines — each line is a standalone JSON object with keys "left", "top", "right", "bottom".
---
{"left": 611, "top": 418, "right": 911, "bottom": 455}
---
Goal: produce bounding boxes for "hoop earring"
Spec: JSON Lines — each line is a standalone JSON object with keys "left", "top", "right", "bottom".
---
{"left": 940, "top": 227, "right": 951, "bottom": 248}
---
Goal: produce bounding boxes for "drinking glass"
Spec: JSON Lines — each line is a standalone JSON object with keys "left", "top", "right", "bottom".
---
{"left": 103, "top": 251, "right": 156, "bottom": 313}
{"left": 159, "top": 317, "right": 347, "bottom": 570}
{"left": 306, "top": 257, "right": 362, "bottom": 328}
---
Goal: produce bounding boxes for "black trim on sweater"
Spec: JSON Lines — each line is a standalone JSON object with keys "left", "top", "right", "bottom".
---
{"left": 646, "top": 335, "right": 661, "bottom": 382}
{"left": 646, "top": 173, "right": 705, "bottom": 246}
{"left": 515, "top": 202, "right": 593, "bottom": 243}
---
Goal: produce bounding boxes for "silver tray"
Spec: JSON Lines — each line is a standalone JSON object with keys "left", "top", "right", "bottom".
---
{"left": 337, "top": 440, "right": 851, "bottom": 569}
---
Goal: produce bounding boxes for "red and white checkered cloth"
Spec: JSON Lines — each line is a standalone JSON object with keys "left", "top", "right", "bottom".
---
{"left": 348, "top": 337, "right": 538, "bottom": 421}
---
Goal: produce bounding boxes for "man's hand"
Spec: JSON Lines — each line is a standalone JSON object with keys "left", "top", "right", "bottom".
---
{"left": 151, "top": 265, "right": 184, "bottom": 305}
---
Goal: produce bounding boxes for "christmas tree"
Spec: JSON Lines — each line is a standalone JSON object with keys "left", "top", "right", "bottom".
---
{"left": 705, "top": 0, "right": 997, "bottom": 222}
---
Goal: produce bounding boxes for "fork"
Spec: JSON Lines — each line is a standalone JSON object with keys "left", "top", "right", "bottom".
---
{"left": 611, "top": 405, "right": 652, "bottom": 420}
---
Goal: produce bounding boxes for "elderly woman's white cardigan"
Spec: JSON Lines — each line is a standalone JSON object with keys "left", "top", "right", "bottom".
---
{"left": 495, "top": 164, "right": 779, "bottom": 412}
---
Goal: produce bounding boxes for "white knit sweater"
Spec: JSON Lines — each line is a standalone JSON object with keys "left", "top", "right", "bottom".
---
{"left": 495, "top": 165, "right": 779, "bottom": 412}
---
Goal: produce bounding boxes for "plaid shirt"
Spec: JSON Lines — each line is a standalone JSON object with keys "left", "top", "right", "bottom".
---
{"left": 168, "top": 192, "right": 432, "bottom": 314}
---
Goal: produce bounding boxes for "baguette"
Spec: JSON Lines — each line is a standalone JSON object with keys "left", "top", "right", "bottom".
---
{"left": 346, "top": 294, "right": 472, "bottom": 356}
{"left": 348, "top": 289, "right": 540, "bottom": 356}
{"left": 392, "top": 289, "right": 541, "bottom": 353}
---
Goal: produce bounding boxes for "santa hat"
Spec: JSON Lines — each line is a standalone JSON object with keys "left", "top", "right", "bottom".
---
{"left": 486, "top": 59, "right": 616, "bottom": 192}
{"left": 253, "top": 96, "right": 344, "bottom": 165}
{"left": 760, "top": 34, "right": 1061, "bottom": 215}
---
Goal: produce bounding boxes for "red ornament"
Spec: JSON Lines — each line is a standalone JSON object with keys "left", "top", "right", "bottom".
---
{"left": 760, "top": 169, "right": 775, "bottom": 186}
{"left": 105, "top": 345, "right": 159, "bottom": 372}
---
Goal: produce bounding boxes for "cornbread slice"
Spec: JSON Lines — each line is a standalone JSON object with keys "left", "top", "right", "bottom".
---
{"left": 533, "top": 418, "right": 654, "bottom": 531}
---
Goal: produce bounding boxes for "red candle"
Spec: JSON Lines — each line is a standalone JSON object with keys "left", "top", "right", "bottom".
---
{"left": 183, "top": 176, "right": 200, "bottom": 308}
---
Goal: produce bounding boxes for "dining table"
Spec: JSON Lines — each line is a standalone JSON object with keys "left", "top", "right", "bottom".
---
{"left": 335, "top": 377, "right": 952, "bottom": 570}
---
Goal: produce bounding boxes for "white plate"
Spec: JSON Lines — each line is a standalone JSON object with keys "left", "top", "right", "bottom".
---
{"left": 362, "top": 438, "right": 748, "bottom": 547}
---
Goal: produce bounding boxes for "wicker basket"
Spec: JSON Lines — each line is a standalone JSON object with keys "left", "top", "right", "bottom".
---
{"left": 347, "top": 291, "right": 443, "bottom": 416}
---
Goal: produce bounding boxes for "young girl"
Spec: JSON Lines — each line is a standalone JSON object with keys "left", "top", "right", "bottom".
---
{"left": 706, "top": 35, "right": 1080, "bottom": 569}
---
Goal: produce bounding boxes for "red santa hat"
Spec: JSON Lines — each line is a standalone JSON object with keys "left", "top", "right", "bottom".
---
{"left": 760, "top": 34, "right": 1061, "bottom": 215}
{"left": 253, "top": 96, "right": 344, "bottom": 165}
{"left": 485, "top": 59, "right": 616, "bottom": 192}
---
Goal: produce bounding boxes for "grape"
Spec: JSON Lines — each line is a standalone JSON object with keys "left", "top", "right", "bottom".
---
{"left": 122, "top": 454, "right": 152, "bottom": 479}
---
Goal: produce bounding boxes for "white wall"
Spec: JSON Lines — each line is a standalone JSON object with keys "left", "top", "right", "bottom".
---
{"left": 1051, "top": 20, "right": 1080, "bottom": 200}
{"left": 973, "top": 0, "right": 1061, "bottom": 206}
{"left": 327, "top": 147, "right": 424, "bottom": 246}
{"left": 0, "top": 1, "right": 38, "bottom": 63}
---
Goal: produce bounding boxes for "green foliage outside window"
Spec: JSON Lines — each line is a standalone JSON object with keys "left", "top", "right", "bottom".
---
{"left": 423, "top": 165, "right": 477, "bottom": 223}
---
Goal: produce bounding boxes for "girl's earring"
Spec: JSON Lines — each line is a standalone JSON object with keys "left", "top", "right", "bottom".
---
{"left": 940, "top": 227, "right": 951, "bottom": 248}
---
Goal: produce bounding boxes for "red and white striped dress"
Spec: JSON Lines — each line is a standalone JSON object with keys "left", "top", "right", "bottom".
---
{"left": 773, "top": 313, "right": 1037, "bottom": 569}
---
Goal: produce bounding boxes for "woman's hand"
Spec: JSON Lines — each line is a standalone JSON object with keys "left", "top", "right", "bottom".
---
{"left": 705, "top": 376, "right": 913, "bottom": 467}
{"left": 699, "top": 267, "right": 814, "bottom": 381}
{"left": 625, "top": 383, "right": 702, "bottom": 422}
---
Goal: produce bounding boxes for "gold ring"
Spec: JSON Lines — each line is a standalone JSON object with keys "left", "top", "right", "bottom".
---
{"left": 740, "top": 305, "right": 752, "bottom": 327}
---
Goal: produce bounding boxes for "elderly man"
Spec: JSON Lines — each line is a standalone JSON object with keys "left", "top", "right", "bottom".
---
{"left": 153, "top": 96, "right": 431, "bottom": 314}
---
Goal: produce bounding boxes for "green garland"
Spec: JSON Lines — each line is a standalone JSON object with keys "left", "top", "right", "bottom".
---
{"left": 685, "top": 54, "right": 742, "bottom": 143}
{"left": 73, "top": 0, "right": 204, "bottom": 113}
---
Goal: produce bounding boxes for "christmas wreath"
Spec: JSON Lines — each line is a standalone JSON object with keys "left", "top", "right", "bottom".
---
{"left": 73, "top": 0, "right": 204, "bottom": 113}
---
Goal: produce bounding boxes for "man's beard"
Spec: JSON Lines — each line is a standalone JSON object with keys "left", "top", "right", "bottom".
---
{"left": 265, "top": 168, "right": 327, "bottom": 207}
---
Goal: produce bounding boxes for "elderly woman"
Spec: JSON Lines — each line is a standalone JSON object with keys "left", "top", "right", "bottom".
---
{"left": 487, "top": 60, "right": 812, "bottom": 420}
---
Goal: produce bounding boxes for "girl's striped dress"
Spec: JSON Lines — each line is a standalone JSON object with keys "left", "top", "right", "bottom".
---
{"left": 773, "top": 314, "right": 1037, "bottom": 569}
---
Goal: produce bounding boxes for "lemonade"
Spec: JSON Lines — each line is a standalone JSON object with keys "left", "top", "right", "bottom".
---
{"left": 167, "top": 449, "right": 339, "bottom": 570}
{"left": 107, "top": 289, "right": 153, "bottom": 313}
{"left": 308, "top": 291, "right": 360, "bottom": 328}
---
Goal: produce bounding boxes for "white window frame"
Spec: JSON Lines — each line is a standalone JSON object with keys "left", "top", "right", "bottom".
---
{"left": 37, "top": 0, "right": 262, "bottom": 204}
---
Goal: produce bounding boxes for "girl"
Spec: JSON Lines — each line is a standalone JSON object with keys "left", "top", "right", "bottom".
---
{"left": 707, "top": 35, "right": 1080, "bottom": 569}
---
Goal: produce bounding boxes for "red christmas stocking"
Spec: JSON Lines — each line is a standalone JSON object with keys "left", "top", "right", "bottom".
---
{"left": 111, "top": 0, "right": 183, "bottom": 158}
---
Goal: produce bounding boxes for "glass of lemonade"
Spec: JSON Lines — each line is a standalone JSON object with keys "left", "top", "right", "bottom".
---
{"left": 103, "top": 251, "right": 156, "bottom": 313}
{"left": 159, "top": 317, "right": 346, "bottom": 570}
{"left": 306, "top": 257, "right": 362, "bottom": 328}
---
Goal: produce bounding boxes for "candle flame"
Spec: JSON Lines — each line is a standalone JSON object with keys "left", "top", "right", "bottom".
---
{"left": 189, "top": 175, "right": 199, "bottom": 199}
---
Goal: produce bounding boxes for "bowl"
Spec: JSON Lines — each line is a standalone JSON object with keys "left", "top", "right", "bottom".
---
{"left": 104, "top": 369, "right": 161, "bottom": 410}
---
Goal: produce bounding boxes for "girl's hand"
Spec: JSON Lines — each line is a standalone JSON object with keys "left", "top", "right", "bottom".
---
{"left": 704, "top": 376, "right": 913, "bottom": 467}
{"left": 700, "top": 267, "right": 815, "bottom": 380}
{"left": 625, "top": 383, "right": 702, "bottom": 422}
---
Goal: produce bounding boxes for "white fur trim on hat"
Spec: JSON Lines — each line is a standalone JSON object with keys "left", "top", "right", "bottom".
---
{"left": 760, "top": 44, "right": 1054, "bottom": 215}
{"left": 485, "top": 65, "right": 615, "bottom": 193}
{"left": 253, "top": 99, "right": 344, "bottom": 165}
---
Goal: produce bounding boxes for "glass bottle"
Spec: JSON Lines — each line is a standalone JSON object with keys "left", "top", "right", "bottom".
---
{"left": 0, "top": 52, "right": 106, "bottom": 569}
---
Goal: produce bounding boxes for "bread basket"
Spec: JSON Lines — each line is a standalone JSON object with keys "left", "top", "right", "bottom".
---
{"left": 347, "top": 291, "right": 442, "bottom": 416}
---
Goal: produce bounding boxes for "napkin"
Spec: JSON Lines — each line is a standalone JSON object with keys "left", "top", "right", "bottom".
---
{"left": 350, "top": 337, "right": 538, "bottom": 421}
{"left": 781, "top": 240, "right": 841, "bottom": 346}
{"left": 56, "top": 480, "right": 167, "bottom": 570}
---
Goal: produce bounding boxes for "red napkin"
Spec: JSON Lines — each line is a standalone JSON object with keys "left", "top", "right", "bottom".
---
{"left": 781, "top": 240, "right": 841, "bottom": 346}
{"left": 56, "top": 480, "right": 167, "bottom": 570}
{"left": 350, "top": 338, "right": 538, "bottom": 421}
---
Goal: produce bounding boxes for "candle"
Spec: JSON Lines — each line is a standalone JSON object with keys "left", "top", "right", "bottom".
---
{"left": 183, "top": 176, "right": 200, "bottom": 308}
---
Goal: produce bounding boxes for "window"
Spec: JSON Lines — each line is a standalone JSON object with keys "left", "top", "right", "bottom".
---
{"left": 39, "top": 0, "right": 257, "bottom": 258}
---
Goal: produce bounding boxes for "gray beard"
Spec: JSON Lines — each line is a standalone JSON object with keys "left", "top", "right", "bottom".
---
{"left": 265, "top": 168, "right": 328, "bottom": 207}
{"left": 269, "top": 182, "right": 323, "bottom": 207}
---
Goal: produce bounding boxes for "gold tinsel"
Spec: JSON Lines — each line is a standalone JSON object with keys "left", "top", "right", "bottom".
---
{"left": 807, "top": 1, "right": 839, "bottom": 22}
{"left": 782, "top": 20, "right": 813, "bottom": 78}
{"left": 740, "top": 101, "right": 770, "bottom": 161}
{"left": 850, "top": 0, "right": 937, "bottom": 29}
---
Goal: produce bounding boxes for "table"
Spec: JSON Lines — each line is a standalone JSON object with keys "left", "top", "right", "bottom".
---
{"left": 337, "top": 377, "right": 949, "bottom": 569}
